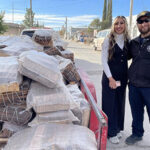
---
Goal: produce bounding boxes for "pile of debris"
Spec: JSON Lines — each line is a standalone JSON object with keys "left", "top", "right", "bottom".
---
{"left": 0, "top": 29, "right": 97, "bottom": 150}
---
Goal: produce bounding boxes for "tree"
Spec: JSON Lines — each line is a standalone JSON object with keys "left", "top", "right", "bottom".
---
{"left": 88, "top": 18, "right": 101, "bottom": 30}
{"left": 0, "top": 11, "right": 7, "bottom": 34}
{"left": 102, "top": 0, "right": 107, "bottom": 22}
{"left": 101, "top": 20, "right": 109, "bottom": 30}
{"left": 88, "top": 18, "right": 101, "bottom": 34}
{"left": 107, "top": 0, "right": 112, "bottom": 27}
{"left": 23, "top": 8, "right": 35, "bottom": 28}
{"left": 101, "top": 0, "right": 112, "bottom": 30}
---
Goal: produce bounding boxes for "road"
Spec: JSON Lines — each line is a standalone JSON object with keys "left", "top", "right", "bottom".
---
{"left": 67, "top": 40, "right": 150, "bottom": 150}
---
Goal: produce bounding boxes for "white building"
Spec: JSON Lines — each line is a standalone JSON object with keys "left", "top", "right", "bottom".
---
{"left": 126, "top": 15, "right": 140, "bottom": 39}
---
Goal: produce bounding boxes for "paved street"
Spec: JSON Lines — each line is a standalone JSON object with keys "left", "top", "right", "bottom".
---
{"left": 67, "top": 40, "right": 150, "bottom": 150}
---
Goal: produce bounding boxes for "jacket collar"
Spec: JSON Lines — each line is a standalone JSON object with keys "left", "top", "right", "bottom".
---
{"left": 133, "top": 35, "right": 150, "bottom": 43}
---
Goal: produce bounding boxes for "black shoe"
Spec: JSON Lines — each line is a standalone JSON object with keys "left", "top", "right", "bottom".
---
{"left": 125, "top": 134, "right": 142, "bottom": 145}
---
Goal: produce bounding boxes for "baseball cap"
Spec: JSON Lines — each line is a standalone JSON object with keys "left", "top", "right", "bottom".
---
{"left": 136, "top": 11, "right": 150, "bottom": 21}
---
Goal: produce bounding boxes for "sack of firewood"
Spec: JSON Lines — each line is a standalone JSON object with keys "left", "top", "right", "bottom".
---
{"left": 55, "top": 56, "right": 80, "bottom": 83}
{"left": 28, "top": 110, "right": 79, "bottom": 126}
{"left": 26, "top": 81, "right": 71, "bottom": 113}
{"left": 0, "top": 128, "right": 13, "bottom": 138}
{"left": 61, "top": 50, "right": 74, "bottom": 62}
{"left": 56, "top": 45, "right": 65, "bottom": 51}
{"left": 19, "top": 51, "right": 62, "bottom": 88}
{"left": 0, "top": 88, "right": 28, "bottom": 107}
{"left": 0, "top": 122, "right": 26, "bottom": 138}
{"left": 4, "top": 123, "right": 97, "bottom": 150}
{"left": 43, "top": 46, "right": 62, "bottom": 56}
{"left": 61, "top": 63, "right": 80, "bottom": 83}
{"left": 0, "top": 56, "right": 22, "bottom": 86}
{"left": 33, "top": 30, "right": 53, "bottom": 47}
{"left": 0, "top": 106, "right": 32, "bottom": 126}
{"left": 67, "top": 84, "right": 91, "bottom": 127}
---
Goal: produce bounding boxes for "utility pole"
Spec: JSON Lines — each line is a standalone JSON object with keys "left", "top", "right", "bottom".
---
{"left": 12, "top": 1, "right": 14, "bottom": 23}
{"left": 65, "top": 17, "right": 68, "bottom": 39}
{"left": 30, "top": 0, "right": 33, "bottom": 27}
{"left": 129, "top": 0, "right": 133, "bottom": 36}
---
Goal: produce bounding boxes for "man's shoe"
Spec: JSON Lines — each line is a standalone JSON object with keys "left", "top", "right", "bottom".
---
{"left": 125, "top": 134, "right": 142, "bottom": 145}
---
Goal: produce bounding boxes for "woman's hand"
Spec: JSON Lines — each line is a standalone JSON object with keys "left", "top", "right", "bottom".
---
{"left": 108, "top": 77, "right": 117, "bottom": 89}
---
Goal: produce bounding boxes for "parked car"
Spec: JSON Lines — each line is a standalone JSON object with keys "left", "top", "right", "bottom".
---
{"left": 93, "top": 29, "right": 110, "bottom": 50}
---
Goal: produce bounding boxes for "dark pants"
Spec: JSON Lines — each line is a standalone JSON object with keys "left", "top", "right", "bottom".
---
{"left": 129, "top": 84, "right": 150, "bottom": 137}
{"left": 102, "top": 74, "right": 126, "bottom": 137}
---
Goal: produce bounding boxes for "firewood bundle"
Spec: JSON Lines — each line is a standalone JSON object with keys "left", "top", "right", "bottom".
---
{"left": 0, "top": 45, "right": 7, "bottom": 49}
{"left": 62, "top": 63, "right": 80, "bottom": 83}
{"left": 44, "top": 46, "right": 62, "bottom": 56}
{"left": 0, "top": 106, "right": 32, "bottom": 126}
{"left": 0, "top": 128, "right": 13, "bottom": 138}
{"left": 0, "top": 89, "right": 28, "bottom": 107}
{"left": 61, "top": 50, "right": 74, "bottom": 62}
{"left": 56, "top": 46, "right": 65, "bottom": 51}
{"left": 34, "top": 35, "right": 53, "bottom": 46}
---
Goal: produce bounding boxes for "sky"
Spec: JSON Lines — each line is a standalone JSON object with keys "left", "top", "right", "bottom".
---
{"left": 0, "top": 0, "right": 150, "bottom": 30}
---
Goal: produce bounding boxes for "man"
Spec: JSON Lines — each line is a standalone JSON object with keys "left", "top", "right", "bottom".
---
{"left": 125, "top": 11, "right": 150, "bottom": 145}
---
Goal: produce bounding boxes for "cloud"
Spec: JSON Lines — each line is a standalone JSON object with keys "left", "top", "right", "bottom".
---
{"left": 4, "top": 13, "right": 24, "bottom": 23}
{"left": 4, "top": 11, "right": 99, "bottom": 28}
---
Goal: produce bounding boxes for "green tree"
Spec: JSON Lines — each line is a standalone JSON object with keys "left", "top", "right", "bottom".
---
{"left": 101, "top": 0, "right": 112, "bottom": 30}
{"left": 102, "top": 0, "right": 107, "bottom": 22}
{"left": 23, "top": 8, "right": 35, "bottom": 28}
{"left": 0, "top": 11, "right": 7, "bottom": 34}
{"left": 101, "top": 20, "right": 109, "bottom": 30}
{"left": 107, "top": 0, "right": 112, "bottom": 27}
{"left": 88, "top": 18, "right": 101, "bottom": 30}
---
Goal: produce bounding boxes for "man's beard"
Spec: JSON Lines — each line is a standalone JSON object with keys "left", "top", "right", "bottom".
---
{"left": 139, "top": 26, "right": 150, "bottom": 35}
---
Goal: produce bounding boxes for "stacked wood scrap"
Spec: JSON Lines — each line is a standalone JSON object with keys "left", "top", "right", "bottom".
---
{"left": 0, "top": 129, "right": 13, "bottom": 138}
{"left": 0, "top": 45, "right": 7, "bottom": 49}
{"left": 0, "top": 106, "right": 32, "bottom": 126}
{"left": 44, "top": 46, "right": 62, "bottom": 56}
{"left": 56, "top": 46, "right": 65, "bottom": 51}
{"left": 61, "top": 63, "right": 80, "bottom": 83}
{"left": 33, "top": 30, "right": 53, "bottom": 47}
{"left": 61, "top": 50, "right": 74, "bottom": 62}
{"left": 0, "top": 89, "right": 28, "bottom": 107}
{"left": 34, "top": 35, "right": 53, "bottom": 46}
{"left": 0, "top": 82, "right": 19, "bottom": 94}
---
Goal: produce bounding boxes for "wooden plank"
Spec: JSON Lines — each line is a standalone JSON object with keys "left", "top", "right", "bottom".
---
{"left": 0, "top": 82, "right": 19, "bottom": 94}
{"left": 0, "top": 138, "right": 8, "bottom": 143}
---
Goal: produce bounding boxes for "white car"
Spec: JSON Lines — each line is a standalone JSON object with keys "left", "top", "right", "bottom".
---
{"left": 93, "top": 29, "right": 110, "bottom": 50}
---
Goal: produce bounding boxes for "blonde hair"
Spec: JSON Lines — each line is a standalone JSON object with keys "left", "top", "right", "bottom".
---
{"left": 108, "top": 16, "right": 130, "bottom": 60}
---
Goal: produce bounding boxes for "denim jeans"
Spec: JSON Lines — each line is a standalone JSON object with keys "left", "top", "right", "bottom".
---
{"left": 129, "top": 84, "right": 150, "bottom": 137}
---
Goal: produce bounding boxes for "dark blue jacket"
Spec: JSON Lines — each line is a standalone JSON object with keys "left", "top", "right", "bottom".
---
{"left": 128, "top": 35, "right": 150, "bottom": 87}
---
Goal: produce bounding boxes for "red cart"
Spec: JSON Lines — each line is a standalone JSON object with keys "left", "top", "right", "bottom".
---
{"left": 78, "top": 69, "right": 108, "bottom": 150}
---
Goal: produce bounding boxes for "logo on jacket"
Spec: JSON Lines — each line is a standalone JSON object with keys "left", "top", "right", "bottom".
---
{"left": 147, "top": 45, "right": 150, "bottom": 52}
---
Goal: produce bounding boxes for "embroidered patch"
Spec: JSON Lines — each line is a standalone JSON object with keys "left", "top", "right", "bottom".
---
{"left": 147, "top": 45, "right": 150, "bottom": 52}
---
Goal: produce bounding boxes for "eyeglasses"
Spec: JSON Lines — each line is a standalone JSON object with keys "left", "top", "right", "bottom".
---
{"left": 137, "top": 19, "right": 150, "bottom": 24}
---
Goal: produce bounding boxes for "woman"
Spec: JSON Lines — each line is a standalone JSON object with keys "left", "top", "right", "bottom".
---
{"left": 101, "top": 16, "right": 130, "bottom": 144}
